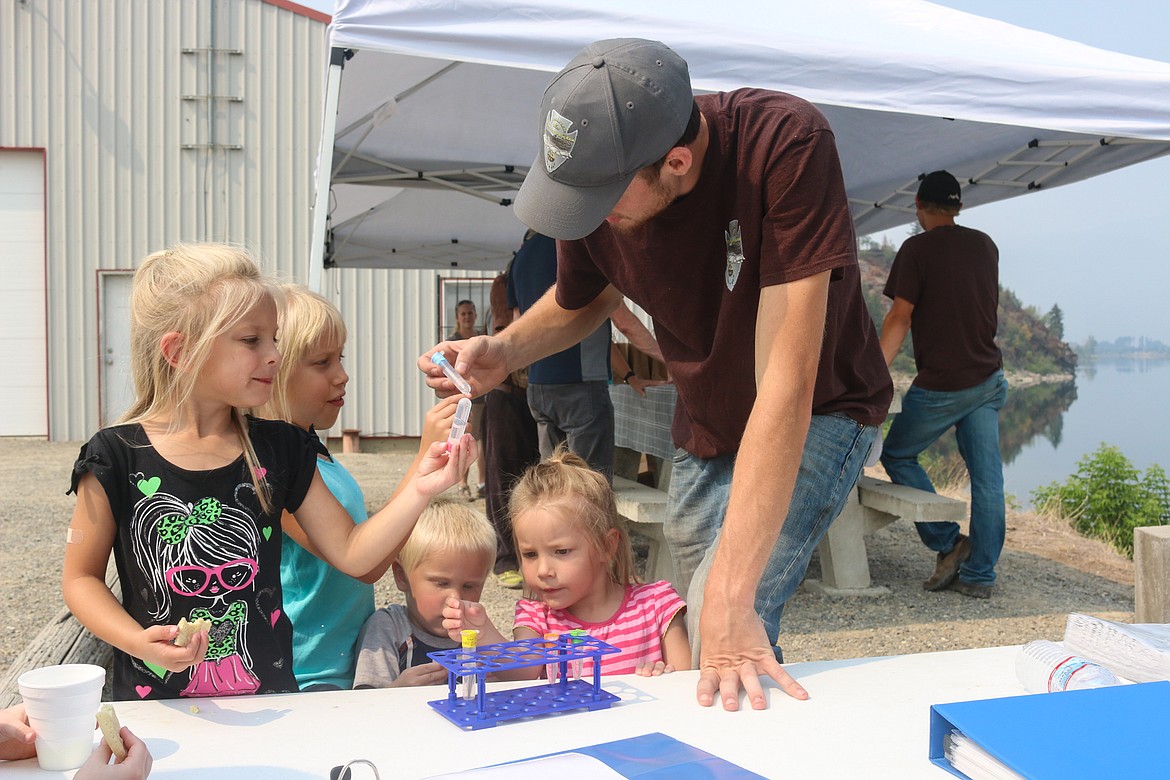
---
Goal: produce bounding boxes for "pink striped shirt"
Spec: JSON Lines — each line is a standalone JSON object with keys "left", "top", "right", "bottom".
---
{"left": 512, "top": 581, "right": 686, "bottom": 675}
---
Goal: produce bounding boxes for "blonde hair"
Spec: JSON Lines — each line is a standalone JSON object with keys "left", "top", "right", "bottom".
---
{"left": 119, "top": 243, "right": 278, "bottom": 511}
{"left": 509, "top": 448, "right": 637, "bottom": 586}
{"left": 919, "top": 201, "right": 961, "bottom": 217}
{"left": 398, "top": 499, "right": 497, "bottom": 575}
{"left": 259, "top": 284, "right": 347, "bottom": 424}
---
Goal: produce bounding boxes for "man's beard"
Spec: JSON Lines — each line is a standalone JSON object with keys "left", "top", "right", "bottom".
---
{"left": 610, "top": 173, "right": 677, "bottom": 234}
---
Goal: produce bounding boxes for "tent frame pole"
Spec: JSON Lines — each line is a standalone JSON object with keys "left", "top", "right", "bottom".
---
{"left": 310, "top": 47, "right": 348, "bottom": 293}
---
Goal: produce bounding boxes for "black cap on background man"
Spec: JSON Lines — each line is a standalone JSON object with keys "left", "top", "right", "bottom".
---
{"left": 917, "top": 170, "right": 963, "bottom": 207}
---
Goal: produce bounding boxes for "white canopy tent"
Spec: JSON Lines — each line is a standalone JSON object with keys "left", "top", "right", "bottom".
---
{"left": 310, "top": 0, "right": 1170, "bottom": 284}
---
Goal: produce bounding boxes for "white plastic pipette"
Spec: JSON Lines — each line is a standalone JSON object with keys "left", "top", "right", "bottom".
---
{"left": 447, "top": 397, "right": 472, "bottom": 451}
{"left": 431, "top": 352, "right": 473, "bottom": 395}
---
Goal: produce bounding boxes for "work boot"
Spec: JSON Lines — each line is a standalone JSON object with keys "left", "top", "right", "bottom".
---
{"left": 923, "top": 534, "right": 970, "bottom": 592}
{"left": 949, "top": 579, "right": 993, "bottom": 599}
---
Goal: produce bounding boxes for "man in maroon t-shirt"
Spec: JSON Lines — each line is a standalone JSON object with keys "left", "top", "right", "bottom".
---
{"left": 420, "top": 39, "right": 891, "bottom": 711}
{"left": 880, "top": 170, "right": 1009, "bottom": 600}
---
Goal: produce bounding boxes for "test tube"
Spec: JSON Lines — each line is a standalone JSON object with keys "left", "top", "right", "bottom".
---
{"left": 431, "top": 352, "right": 473, "bottom": 395}
{"left": 568, "top": 629, "right": 586, "bottom": 681}
{"left": 460, "top": 629, "right": 479, "bottom": 700}
{"left": 544, "top": 632, "right": 560, "bottom": 685}
{"left": 447, "top": 397, "right": 473, "bottom": 451}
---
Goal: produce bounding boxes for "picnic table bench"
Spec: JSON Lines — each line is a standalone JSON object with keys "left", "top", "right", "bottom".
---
{"left": 609, "top": 384, "right": 967, "bottom": 596}
{"left": 613, "top": 472, "right": 967, "bottom": 597}
{"left": 811, "top": 476, "right": 966, "bottom": 594}
{"left": 612, "top": 475, "right": 678, "bottom": 589}
{"left": 0, "top": 566, "right": 116, "bottom": 708}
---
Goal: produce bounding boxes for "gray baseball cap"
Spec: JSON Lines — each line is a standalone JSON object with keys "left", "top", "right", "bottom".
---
{"left": 513, "top": 39, "right": 694, "bottom": 240}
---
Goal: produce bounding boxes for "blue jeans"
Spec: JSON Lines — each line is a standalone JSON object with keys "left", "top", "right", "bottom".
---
{"left": 880, "top": 370, "right": 1008, "bottom": 586}
{"left": 527, "top": 381, "right": 615, "bottom": 480}
{"left": 666, "top": 414, "right": 878, "bottom": 661}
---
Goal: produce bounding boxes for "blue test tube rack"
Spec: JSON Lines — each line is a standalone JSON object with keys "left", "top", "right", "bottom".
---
{"left": 426, "top": 633, "right": 621, "bottom": 730}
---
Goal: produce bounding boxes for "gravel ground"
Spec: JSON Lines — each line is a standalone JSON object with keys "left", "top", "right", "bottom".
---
{"left": 0, "top": 437, "right": 1134, "bottom": 674}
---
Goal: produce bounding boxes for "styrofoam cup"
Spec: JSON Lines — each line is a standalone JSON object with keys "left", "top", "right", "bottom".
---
{"left": 17, "top": 663, "right": 105, "bottom": 770}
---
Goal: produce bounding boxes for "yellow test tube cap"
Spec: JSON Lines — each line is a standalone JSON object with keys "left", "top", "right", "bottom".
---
{"left": 461, "top": 629, "right": 479, "bottom": 649}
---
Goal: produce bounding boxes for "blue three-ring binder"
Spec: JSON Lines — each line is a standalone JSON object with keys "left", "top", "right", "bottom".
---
{"left": 929, "top": 680, "right": 1170, "bottom": 779}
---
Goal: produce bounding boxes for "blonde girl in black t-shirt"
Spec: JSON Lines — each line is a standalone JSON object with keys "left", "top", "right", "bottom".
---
{"left": 63, "top": 243, "right": 476, "bottom": 700}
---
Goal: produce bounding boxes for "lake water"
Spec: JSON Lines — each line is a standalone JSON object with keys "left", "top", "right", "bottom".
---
{"left": 1003, "top": 359, "right": 1169, "bottom": 506}
{"left": 918, "top": 359, "right": 1169, "bottom": 507}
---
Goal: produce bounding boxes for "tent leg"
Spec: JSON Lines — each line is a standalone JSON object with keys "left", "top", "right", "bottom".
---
{"left": 309, "top": 49, "right": 347, "bottom": 293}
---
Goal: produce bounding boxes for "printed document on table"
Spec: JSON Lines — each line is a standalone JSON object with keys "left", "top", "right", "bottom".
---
{"left": 424, "top": 753, "right": 623, "bottom": 779}
{"left": 422, "top": 732, "right": 765, "bottom": 779}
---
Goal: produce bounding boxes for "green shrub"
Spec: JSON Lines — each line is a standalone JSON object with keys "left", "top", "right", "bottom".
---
{"left": 1031, "top": 444, "right": 1170, "bottom": 558}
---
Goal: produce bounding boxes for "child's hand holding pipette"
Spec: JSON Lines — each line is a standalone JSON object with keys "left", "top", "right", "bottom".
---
{"left": 386, "top": 396, "right": 464, "bottom": 506}
{"left": 441, "top": 597, "right": 509, "bottom": 645}
{"left": 411, "top": 433, "right": 477, "bottom": 499}
{"left": 422, "top": 395, "right": 462, "bottom": 443}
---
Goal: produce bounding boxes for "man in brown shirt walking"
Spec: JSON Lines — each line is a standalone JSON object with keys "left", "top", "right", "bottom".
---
{"left": 880, "top": 170, "right": 1009, "bottom": 600}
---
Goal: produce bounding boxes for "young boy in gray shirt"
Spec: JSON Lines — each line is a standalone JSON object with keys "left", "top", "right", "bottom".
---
{"left": 353, "top": 500, "right": 498, "bottom": 688}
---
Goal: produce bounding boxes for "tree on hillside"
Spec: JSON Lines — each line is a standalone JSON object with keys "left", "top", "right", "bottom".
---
{"left": 1044, "top": 304, "right": 1065, "bottom": 340}
{"left": 855, "top": 249, "right": 1077, "bottom": 377}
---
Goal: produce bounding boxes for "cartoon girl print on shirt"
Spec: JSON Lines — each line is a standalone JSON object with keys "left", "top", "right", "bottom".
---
{"left": 130, "top": 478, "right": 263, "bottom": 697}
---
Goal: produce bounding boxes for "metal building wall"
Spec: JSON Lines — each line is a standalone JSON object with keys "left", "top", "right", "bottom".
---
{"left": 0, "top": 0, "right": 326, "bottom": 441}
{"left": 321, "top": 266, "right": 499, "bottom": 439}
{"left": 318, "top": 266, "right": 645, "bottom": 440}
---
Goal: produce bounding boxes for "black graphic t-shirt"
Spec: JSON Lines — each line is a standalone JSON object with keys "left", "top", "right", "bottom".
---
{"left": 69, "top": 417, "right": 319, "bottom": 700}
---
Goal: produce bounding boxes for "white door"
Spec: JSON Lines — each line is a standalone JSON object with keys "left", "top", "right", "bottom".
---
{"left": 0, "top": 152, "right": 47, "bottom": 436}
{"left": 100, "top": 272, "right": 135, "bottom": 425}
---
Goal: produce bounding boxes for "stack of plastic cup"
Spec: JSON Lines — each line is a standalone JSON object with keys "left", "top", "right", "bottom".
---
{"left": 17, "top": 663, "right": 105, "bottom": 770}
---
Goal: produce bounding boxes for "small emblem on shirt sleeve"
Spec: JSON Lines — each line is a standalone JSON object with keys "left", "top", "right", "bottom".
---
{"left": 724, "top": 219, "right": 745, "bottom": 291}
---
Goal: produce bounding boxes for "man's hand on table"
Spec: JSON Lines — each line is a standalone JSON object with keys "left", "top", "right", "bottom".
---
{"left": 696, "top": 601, "right": 808, "bottom": 711}
{"left": 626, "top": 376, "right": 670, "bottom": 397}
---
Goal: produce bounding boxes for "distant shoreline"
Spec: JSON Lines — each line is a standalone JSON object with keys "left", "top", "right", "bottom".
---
{"left": 888, "top": 369, "right": 1074, "bottom": 393}
{"left": 1079, "top": 353, "right": 1170, "bottom": 363}
{"left": 1004, "top": 369, "right": 1076, "bottom": 389}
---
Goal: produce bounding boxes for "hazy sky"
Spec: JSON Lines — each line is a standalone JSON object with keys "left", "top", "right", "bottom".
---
{"left": 308, "top": 0, "right": 1169, "bottom": 344}
{"left": 867, "top": 1, "right": 1170, "bottom": 346}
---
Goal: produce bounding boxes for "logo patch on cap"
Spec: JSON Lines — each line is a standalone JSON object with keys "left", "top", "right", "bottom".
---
{"left": 543, "top": 110, "right": 578, "bottom": 173}
{"left": 724, "top": 219, "right": 745, "bottom": 291}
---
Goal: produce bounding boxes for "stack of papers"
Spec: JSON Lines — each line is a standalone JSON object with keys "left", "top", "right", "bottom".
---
{"left": 944, "top": 731, "right": 1024, "bottom": 780}
{"left": 1063, "top": 613, "right": 1170, "bottom": 683}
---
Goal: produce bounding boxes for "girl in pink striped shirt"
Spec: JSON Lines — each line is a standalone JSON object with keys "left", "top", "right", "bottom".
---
{"left": 443, "top": 449, "right": 690, "bottom": 677}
